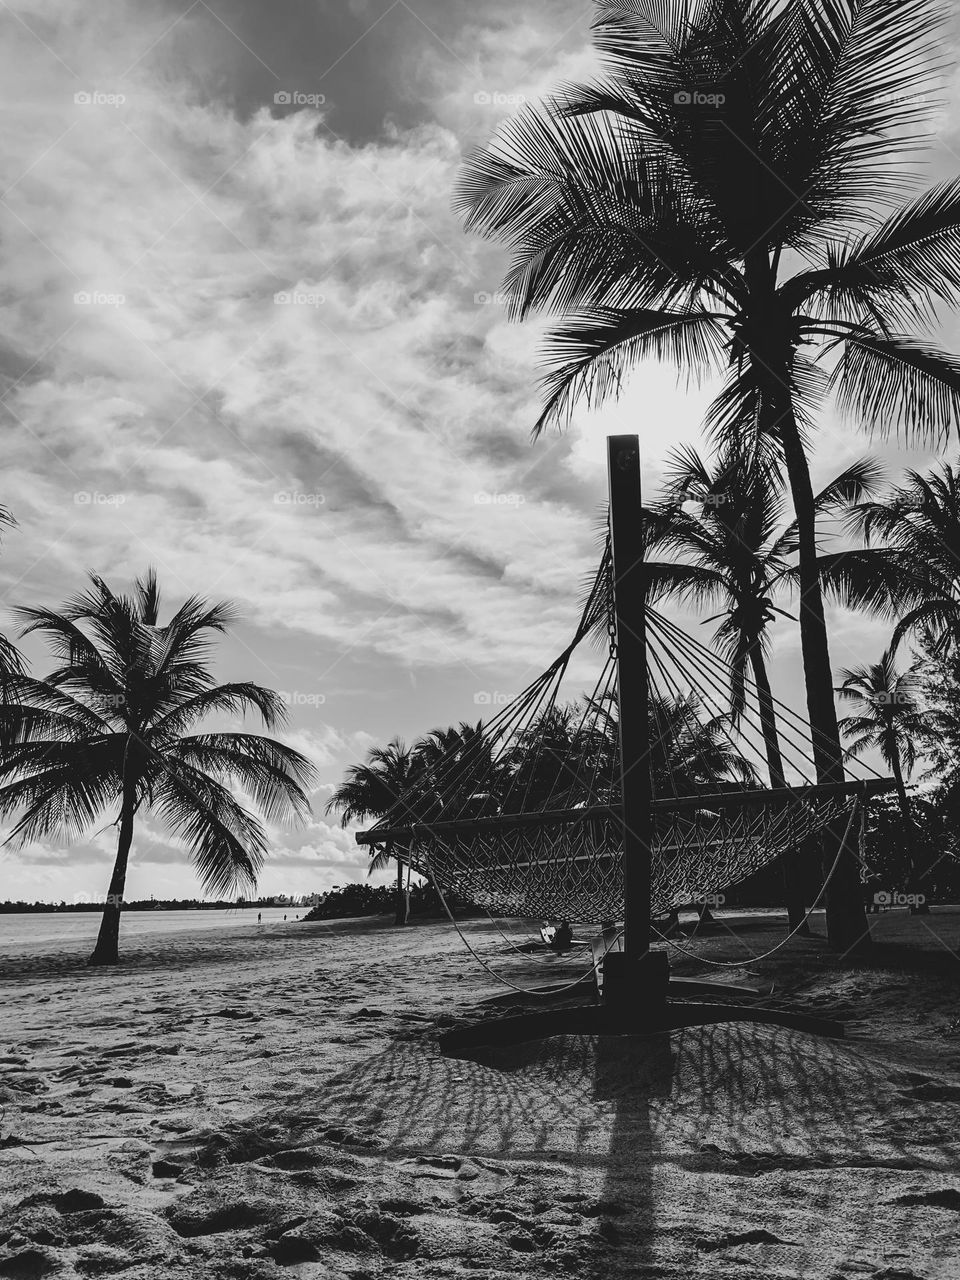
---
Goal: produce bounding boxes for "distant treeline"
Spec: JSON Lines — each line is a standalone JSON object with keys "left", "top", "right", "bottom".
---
{"left": 303, "top": 881, "right": 479, "bottom": 922}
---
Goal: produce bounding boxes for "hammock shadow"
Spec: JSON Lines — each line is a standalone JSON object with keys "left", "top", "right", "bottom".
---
{"left": 316, "top": 1020, "right": 950, "bottom": 1273}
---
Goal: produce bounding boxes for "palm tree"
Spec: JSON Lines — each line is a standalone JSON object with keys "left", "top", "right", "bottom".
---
{"left": 837, "top": 650, "right": 925, "bottom": 820}
{"left": 500, "top": 705, "right": 590, "bottom": 811}
{"left": 849, "top": 463, "right": 960, "bottom": 654}
{"left": 647, "top": 449, "right": 886, "bottom": 784}
{"left": 645, "top": 448, "right": 890, "bottom": 926}
{"left": 327, "top": 739, "right": 423, "bottom": 925}
{"left": 837, "top": 648, "right": 929, "bottom": 909}
{"left": 585, "top": 689, "right": 757, "bottom": 799}
{"left": 456, "top": 0, "right": 960, "bottom": 953}
{"left": 414, "top": 721, "right": 502, "bottom": 816}
{"left": 0, "top": 571, "right": 316, "bottom": 965}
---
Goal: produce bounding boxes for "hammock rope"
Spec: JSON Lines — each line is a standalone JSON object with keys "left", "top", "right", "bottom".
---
{"left": 358, "top": 541, "right": 894, "bottom": 931}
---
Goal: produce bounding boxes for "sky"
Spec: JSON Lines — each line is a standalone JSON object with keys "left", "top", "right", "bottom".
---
{"left": 1, "top": 0, "right": 960, "bottom": 904}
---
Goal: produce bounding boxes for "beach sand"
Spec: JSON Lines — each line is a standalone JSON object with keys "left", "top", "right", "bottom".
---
{"left": 2, "top": 909, "right": 960, "bottom": 1278}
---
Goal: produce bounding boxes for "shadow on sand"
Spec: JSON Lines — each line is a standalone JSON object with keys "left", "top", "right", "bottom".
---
{"left": 316, "top": 1020, "right": 959, "bottom": 1276}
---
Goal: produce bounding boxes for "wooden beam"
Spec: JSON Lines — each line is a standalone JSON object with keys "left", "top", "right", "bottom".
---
{"left": 607, "top": 434, "right": 652, "bottom": 963}
{"left": 354, "top": 778, "right": 898, "bottom": 844}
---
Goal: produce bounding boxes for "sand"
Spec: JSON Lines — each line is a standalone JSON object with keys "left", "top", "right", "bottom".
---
{"left": 2, "top": 908, "right": 960, "bottom": 1279}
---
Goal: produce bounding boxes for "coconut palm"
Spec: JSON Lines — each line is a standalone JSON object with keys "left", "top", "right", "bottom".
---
{"left": 414, "top": 721, "right": 503, "bottom": 817}
{"left": 0, "top": 571, "right": 317, "bottom": 965}
{"left": 500, "top": 705, "right": 593, "bottom": 811}
{"left": 837, "top": 648, "right": 930, "bottom": 909}
{"left": 837, "top": 651, "right": 926, "bottom": 823}
{"left": 584, "top": 689, "right": 757, "bottom": 800}
{"left": 645, "top": 447, "right": 896, "bottom": 927}
{"left": 327, "top": 739, "right": 423, "bottom": 925}
{"left": 456, "top": 0, "right": 960, "bottom": 952}
{"left": 646, "top": 448, "right": 888, "bottom": 785}
{"left": 915, "top": 632, "right": 960, "bottom": 830}
{"left": 849, "top": 463, "right": 960, "bottom": 654}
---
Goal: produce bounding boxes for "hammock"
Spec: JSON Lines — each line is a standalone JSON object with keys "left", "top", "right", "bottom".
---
{"left": 357, "top": 539, "right": 893, "bottom": 925}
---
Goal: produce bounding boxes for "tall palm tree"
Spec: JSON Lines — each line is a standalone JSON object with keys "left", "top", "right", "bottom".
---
{"left": 0, "top": 571, "right": 316, "bottom": 965}
{"left": 456, "top": 0, "right": 960, "bottom": 952}
{"left": 645, "top": 448, "right": 891, "bottom": 926}
{"left": 646, "top": 448, "right": 885, "bottom": 785}
{"left": 849, "top": 463, "right": 960, "bottom": 654}
{"left": 837, "top": 651, "right": 925, "bottom": 822}
{"left": 837, "top": 648, "right": 929, "bottom": 909}
{"left": 327, "top": 739, "right": 423, "bottom": 925}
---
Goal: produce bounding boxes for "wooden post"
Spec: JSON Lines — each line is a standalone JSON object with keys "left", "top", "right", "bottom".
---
{"left": 604, "top": 435, "right": 667, "bottom": 1013}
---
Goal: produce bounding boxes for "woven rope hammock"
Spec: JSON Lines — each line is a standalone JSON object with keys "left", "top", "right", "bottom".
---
{"left": 358, "top": 440, "right": 893, "bottom": 930}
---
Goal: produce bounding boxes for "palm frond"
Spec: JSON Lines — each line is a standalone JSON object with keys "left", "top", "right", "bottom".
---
{"left": 535, "top": 306, "right": 724, "bottom": 434}
{"left": 167, "top": 733, "right": 316, "bottom": 824}
{"left": 831, "top": 332, "right": 960, "bottom": 445}
{"left": 152, "top": 764, "right": 266, "bottom": 898}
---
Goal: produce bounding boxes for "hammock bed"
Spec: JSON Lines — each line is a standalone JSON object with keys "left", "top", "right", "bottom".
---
{"left": 357, "top": 436, "right": 895, "bottom": 1042}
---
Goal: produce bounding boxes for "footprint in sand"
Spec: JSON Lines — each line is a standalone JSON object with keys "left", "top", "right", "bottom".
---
{"left": 697, "top": 1228, "right": 792, "bottom": 1252}
{"left": 892, "top": 1188, "right": 960, "bottom": 1211}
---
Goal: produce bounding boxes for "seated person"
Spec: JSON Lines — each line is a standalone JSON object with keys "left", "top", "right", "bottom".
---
{"left": 549, "top": 919, "right": 573, "bottom": 953}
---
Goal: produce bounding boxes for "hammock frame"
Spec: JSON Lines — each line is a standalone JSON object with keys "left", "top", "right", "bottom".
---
{"left": 359, "top": 434, "right": 896, "bottom": 1047}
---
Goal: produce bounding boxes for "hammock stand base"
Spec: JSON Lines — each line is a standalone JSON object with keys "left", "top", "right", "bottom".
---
{"left": 439, "top": 947, "right": 844, "bottom": 1053}
{"left": 439, "top": 999, "right": 845, "bottom": 1054}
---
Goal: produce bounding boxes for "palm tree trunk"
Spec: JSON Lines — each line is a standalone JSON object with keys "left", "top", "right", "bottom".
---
{"left": 891, "top": 751, "right": 910, "bottom": 824}
{"left": 780, "top": 419, "right": 869, "bottom": 952}
{"left": 890, "top": 751, "right": 928, "bottom": 914}
{"left": 394, "top": 843, "right": 410, "bottom": 925}
{"left": 750, "top": 649, "right": 808, "bottom": 934}
{"left": 88, "top": 773, "right": 136, "bottom": 966}
{"left": 744, "top": 249, "right": 868, "bottom": 955}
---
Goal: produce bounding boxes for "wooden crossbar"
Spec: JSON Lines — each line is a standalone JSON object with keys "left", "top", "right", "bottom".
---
{"left": 355, "top": 777, "right": 896, "bottom": 845}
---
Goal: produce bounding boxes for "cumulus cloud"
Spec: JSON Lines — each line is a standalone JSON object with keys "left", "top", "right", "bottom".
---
{"left": 1, "top": 0, "right": 956, "bottom": 902}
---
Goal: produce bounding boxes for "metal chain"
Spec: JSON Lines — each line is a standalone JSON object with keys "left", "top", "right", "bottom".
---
{"left": 604, "top": 527, "right": 618, "bottom": 661}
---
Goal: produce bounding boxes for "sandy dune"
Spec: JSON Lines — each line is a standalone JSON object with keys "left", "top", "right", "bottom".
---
{"left": 2, "top": 911, "right": 960, "bottom": 1278}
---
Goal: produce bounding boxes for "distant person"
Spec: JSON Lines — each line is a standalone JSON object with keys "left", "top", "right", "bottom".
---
{"left": 257, "top": 911, "right": 262, "bottom": 924}
{"left": 283, "top": 913, "right": 287, "bottom": 921}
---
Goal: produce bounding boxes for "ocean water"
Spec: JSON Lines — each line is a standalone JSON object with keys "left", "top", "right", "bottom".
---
{"left": 0, "top": 906, "right": 305, "bottom": 951}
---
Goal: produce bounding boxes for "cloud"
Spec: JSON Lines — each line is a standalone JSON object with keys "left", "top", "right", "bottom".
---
{"left": 0, "top": 0, "right": 955, "bottom": 903}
